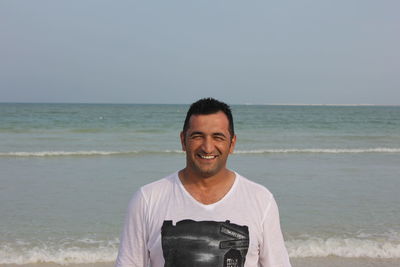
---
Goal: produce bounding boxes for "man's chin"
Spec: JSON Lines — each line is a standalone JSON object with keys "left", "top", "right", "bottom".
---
{"left": 185, "top": 160, "right": 226, "bottom": 178}
{"left": 193, "top": 166, "right": 222, "bottom": 179}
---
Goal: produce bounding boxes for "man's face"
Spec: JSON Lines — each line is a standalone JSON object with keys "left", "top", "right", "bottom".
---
{"left": 180, "top": 111, "right": 236, "bottom": 178}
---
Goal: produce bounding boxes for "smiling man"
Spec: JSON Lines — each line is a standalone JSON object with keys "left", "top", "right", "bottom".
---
{"left": 116, "top": 98, "right": 291, "bottom": 267}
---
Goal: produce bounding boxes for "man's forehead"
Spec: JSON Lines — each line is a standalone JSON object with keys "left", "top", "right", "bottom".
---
{"left": 187, "top": 112, "right": 230, "bottom": 131}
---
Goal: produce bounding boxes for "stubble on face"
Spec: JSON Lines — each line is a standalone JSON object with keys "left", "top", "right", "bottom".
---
{"left": 180, "top": 112, "right": 236, "bottom": 180}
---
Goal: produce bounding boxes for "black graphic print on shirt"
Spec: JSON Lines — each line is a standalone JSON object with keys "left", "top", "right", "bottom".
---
{"left": 161, "top": 220, "right": 249, "bottom": 267}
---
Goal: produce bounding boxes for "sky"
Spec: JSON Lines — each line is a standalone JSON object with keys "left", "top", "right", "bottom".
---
{"left": 1, "top": 0, "right": 399, "bottom": 105}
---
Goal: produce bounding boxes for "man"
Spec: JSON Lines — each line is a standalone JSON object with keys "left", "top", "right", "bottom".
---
{"left": 116, "top": 98, "right": 291, "bottom": 267}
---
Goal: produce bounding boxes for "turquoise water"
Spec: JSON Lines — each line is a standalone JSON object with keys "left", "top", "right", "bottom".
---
{"left": 1, "top": 103, "right": 400, "bottom": 263}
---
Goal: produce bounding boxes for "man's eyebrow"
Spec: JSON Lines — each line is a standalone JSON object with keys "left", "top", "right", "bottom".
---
{"left": 189, "top": 131, "right": 227, "bottom": 137}
{"left": 213, "top": 132, "right": 227, "bottom": 138}
{"left": 189, "top": 131, "right": 204, "bottom": 136}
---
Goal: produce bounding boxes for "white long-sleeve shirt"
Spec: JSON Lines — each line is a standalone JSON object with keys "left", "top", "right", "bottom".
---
{"left": 116, "top": 171, "right": 291, "bottom": 267}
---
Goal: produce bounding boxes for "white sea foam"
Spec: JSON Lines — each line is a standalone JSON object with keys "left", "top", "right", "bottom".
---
{"left": 0, "top": 150, "right": 184, "bottom": 157}
{"left": 0, "top": 151, "right": 131, "bottom": 157}
{"left": 234, "top": 148, "right": 400, "bottom": 154}
{"left": 0, "top": 246, "right": 117, "bottom": 264}
{"left": 1, "top": 148, "right": 399, "bottom": 157}
{"left": 0, "top": 239, "right": 118, "bottom": 265}
{"left": 1, "top": 236, "right": 400, "bottom": 264}
{"left": 287, "top": 237, "right": 400, "bottom": 258}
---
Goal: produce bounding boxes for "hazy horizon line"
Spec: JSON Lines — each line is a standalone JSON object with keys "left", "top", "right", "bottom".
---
{"left": 1, "top": 101, "right": 399, "bottom": 106}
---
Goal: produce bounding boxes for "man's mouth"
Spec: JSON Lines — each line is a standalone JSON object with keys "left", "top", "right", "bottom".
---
{"left": 198, "top": 154, "right": 217, "bottom": 159}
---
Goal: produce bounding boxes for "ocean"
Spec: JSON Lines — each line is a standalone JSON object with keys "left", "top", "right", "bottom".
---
{"left": 1, "top": 103, "right": 400, "bottom": 265}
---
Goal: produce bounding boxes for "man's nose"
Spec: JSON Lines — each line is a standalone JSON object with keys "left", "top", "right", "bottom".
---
{"left": 201, "top": 136, "right": 214, "bottom": 153}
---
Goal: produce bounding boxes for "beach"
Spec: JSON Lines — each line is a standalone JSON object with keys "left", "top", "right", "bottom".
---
{"left": 1, "top": 103, "right": 399, "bottom": 265}
{"left": 3, "top": 258, "right": 400, "bottom": 267}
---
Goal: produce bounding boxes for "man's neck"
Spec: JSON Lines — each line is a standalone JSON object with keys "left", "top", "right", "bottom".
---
{"left": 178, "top": 168, "right": 236, "bottom": 205}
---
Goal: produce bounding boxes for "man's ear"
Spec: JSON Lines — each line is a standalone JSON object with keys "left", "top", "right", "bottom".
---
{"left": 229, "top": 134, "right": 237, "bottom": 154}
{"left": 180, "top": 131, "right": 186, "bottom": 151}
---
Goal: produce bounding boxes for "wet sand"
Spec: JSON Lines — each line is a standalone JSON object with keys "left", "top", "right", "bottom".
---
{"left": 291, "top": 257, "right": 400, "bottom": 267}
{"left": 2, "top": 257, "right": 400, "bottom": 267}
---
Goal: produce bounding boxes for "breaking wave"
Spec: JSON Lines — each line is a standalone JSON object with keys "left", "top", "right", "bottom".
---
{"left": 1, "top": 236, "right": 400, "bottom": 264}
{"left": 0, "top": 150, "right": 183, "bottom": 157}
{"left": 287, "top": 237, "right": 400, "bottom": 258}
{"left": 1, "top": 148, "right": 399, "bottom": 157}
{"left": 0, "top": 238, "right": 118, "bottom": 265}
{"left": 234, "top": 148, "right": 400, "bottom": 154}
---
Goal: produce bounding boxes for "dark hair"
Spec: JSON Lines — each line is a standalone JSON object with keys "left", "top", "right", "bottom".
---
{"left": 183, "top": 98, "right": 234, "bottom": 137}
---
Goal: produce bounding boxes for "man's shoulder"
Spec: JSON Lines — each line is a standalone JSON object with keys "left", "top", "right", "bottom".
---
{"left": 139, "top": 171, "right": 178, "bottom": 195}
{"left": 236, "top": 172, "right": 274, "bottom": 200}
{"left": 128, "top": 172, "right": 178, "bottom": 209}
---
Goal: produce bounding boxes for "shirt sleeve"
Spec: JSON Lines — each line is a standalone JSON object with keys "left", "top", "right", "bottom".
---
{"left": 115, "top": 189, "right": 150, "bottom": 267}
{"left": 259, "top": 195, "right": 292, "bottom": 267}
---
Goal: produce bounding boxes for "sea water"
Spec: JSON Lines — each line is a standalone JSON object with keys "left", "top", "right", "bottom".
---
{"left": 1, "top": 103, "right": 399, "bottom": 264}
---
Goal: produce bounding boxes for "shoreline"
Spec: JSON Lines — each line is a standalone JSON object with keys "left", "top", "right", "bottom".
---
{"left": 291, "top": 257, "right": 400, "bottom": 267}
{"left": 3, "top": 257, "right": 400, "bottom": 267}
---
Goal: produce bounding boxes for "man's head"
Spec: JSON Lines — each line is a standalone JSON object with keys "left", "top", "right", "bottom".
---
{"left": 182, "top": 98, "right": 235, "bottom": 139}
{"left": 180, "top": 98, "right": 236, "bottom": 178}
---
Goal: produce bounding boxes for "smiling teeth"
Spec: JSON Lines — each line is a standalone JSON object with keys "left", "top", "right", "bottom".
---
{"left": 200, "top": 155, "right": 216, "bottom": 159}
